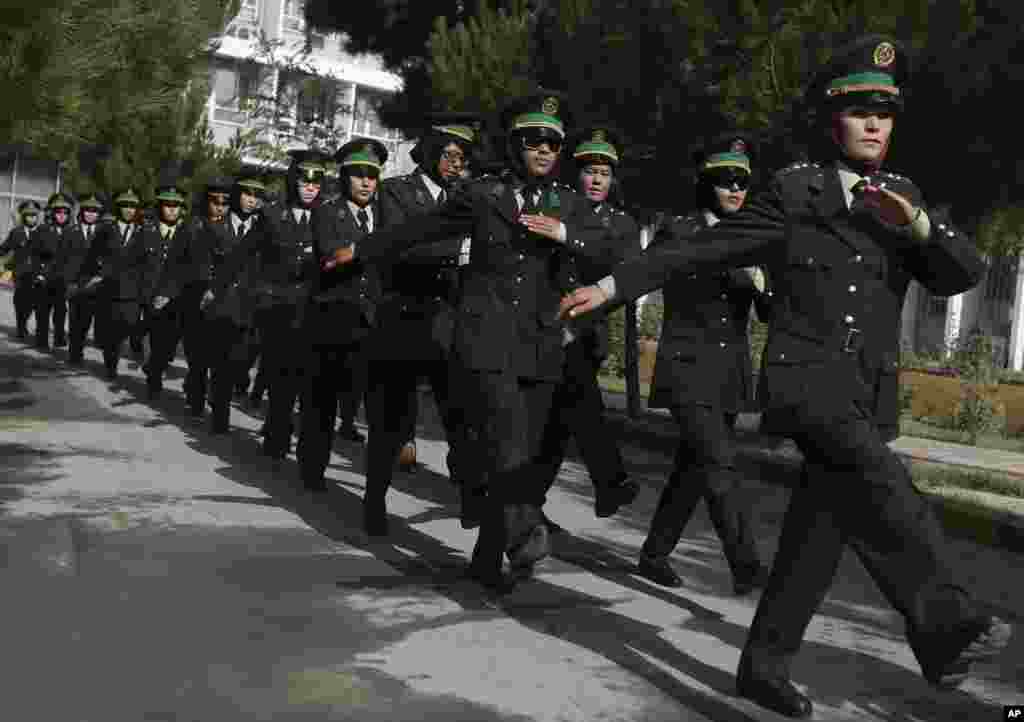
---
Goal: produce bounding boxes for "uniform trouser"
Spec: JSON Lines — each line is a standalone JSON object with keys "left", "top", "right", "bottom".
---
{"left": 34, "top": 280, "right": 66, "bottom": 346}
{"left": 462, "top": 369, "right": 557, "bottom": 572}
{"left": 297, "top": 341, "right": 365, "bottom": 483}
{"left": 238, "top": 329, "right": 264, "bottom": 397}
{"left": 258, "top": 306, "right": 305, "bottom": 456}
{"left": 740, "top": 396, "right": 976, "bottom": 681}
{"left": 67, "top": 291, "right": 98, "bottom": 360}
{"left": 202, "top": 316, "right": 248, "bottom": 427}
{"left": 178, "top": 291, "right": 208, "bottom": 410}
{"left": 336, "top": 348, "right": 367, "bottom": 430}
{"left": 12, "top": 279, "right": 35, "bottom": 334}
{"left": 537, "top": 340, "right": 627, "bottom": 501}
{"left": 145, "top": 299, "right": 184, "bottom": 388}
{"left": 363, "top": 357, "right": 472, "bottom": 501}
{"left": 641, "top": 403, "right": 762, "bottom": 580}
{"left": 96, "top": 298, "right": 142, "bottom": 374}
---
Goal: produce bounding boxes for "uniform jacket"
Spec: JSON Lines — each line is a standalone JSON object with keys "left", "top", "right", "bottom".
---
{"left": 307, "top": 196, "right": 381, "bottom": 345}
{"left": 646, "top": 212, "right": 770, "bottom": 411}
{"left": 61, "top": 222, "right": 103, "bottom": 292}
{"left": 195, "top": 216, "right": 251, "bottom": 326}
{"left": 246, "top": 202, "right": 321, "bottom": 320}
{"left": 29, "top": 222, "right": 76, "bottom": 284}
{"left": 355, "top": 171, "right": 617, "bottom": 381}
{"left": 369, "top": 170, "right": 464, "bottom": 361}
{"left": 140, "top": 221, "right": 188, "bottom": 304}
{"left": 558, "top": 202, "right": 642, "bottom": 361}
{"left": 0, "top": 226, "right": 38, "bottom": 282}
{"left": 91, "top": 220, "right": 147, "bottom": 302}
{"left": 612, "top": 161, "right": 986, "bottom": 440}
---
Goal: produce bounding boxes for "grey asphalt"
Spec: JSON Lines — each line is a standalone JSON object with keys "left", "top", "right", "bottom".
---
{"left": 1, "top": 289, "right": 1022, "bottom": 721}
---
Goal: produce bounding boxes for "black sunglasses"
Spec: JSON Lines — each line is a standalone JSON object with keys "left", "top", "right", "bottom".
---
{"left": 706, "top": 169, "right": 751, "bottom": 191}
{"left": 520, "top": 132, "right": 562, "bottom": 153}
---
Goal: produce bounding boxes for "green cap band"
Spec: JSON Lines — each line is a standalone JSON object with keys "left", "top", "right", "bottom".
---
{"left": 236, "top": 178, "right": 266, "bottom": 191}
{"left": 702, "top": 152, "right": 751, "bottom": 173}
{"left": 826, "top": 71, "right": 899, "bottom": 97}
{"left": 433, "top": 124, "right": 476, "bottom": 143}
{"left": 341, "top": 150, "right": 382, "bottom": 170}
{"left": 512, "top": 112, "right": 565, "bottom": 137}
{"left": 155, "top": 188, "right": 185, "bottom": 203}
{"left": 573, "top": 140, "right": 619, "bottom": 164}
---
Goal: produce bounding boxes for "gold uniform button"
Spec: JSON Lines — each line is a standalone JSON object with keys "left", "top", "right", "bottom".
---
{"left": 844, "top": 314, "right": 855, "bottom": 324}
{"left": 848, "top": 284, "right": 857, "bottom": 293}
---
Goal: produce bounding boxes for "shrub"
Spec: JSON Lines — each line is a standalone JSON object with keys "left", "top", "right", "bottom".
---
{"left": 601, "top": 306, "right": 628, "bottom": 378}
{"left": 638, "top": 300, "right": 663, "bottom": 339}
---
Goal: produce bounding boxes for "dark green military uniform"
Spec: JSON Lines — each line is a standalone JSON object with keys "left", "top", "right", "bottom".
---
{"left": 630, "top": 133, "right": 769, "bottom": 594}
{"left": 252, "top": 150, "right": 330, "bottom": 460}
{"left": 64, "top": 192, "right": 107, "bottom": 364}
{"left": 297, "top": 140, "right": 384, "bottom": 490}
{"left": 142, "top": 164, "right": 196, "bottom": 399}
{"left": 599, "top": 35, "right": 1006, "bottom": 718}
{"left": 91, "top": 187, "right": 146, "bottom": 379}
{"left": 30, "top": 192, "right": 75, "bottom": 349}
{"left": 534, "top": 126, "right": 641, "bottom": 525}
{"left": 362, "top": 114, "right": 481, "bottom": 535}
{"left": 347, "top": 90, "right": 623, "bottom": 591}
{"left": 0, "top": 200, "right": 42, "bottom": 338}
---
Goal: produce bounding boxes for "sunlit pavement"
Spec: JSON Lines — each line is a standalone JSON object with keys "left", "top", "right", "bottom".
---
{"left": 1, "top": 289, "right": 1021, "bottom": 721}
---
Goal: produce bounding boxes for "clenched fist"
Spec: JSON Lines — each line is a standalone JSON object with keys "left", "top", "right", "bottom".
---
{"left": 322, "top": 245, "right": 355, "bottom": 271}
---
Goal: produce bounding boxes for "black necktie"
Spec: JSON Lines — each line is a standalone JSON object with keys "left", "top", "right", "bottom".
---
{"left": 298, "top": 210, "right": 308, "bottom": 226}
{"left": 521, "top": 186, "right": 540, "bottom": 214}
{"left": 122, "top": 225, "right": 130, "bottom": 244}
{"left": 357, "top": 208, "right": 369, "bottom": 233}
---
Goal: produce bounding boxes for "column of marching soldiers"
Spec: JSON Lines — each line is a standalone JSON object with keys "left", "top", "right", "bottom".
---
{"left": 0, "top": 34, "right": 1015, "bottom": 719}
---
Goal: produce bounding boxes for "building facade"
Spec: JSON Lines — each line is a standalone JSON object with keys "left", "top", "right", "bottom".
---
{"left": 208, "top": 0, "right": 416, "bottom": 177}
{"left": 0, "top": 149, "right": 63, "bottom": 240}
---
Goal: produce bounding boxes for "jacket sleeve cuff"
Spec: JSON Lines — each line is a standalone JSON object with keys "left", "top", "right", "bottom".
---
{"left": 910, "top": 208, "right": 932, "bottom": 242}
{"left": 597, "top": 275, "right": 617, "bottom": 301}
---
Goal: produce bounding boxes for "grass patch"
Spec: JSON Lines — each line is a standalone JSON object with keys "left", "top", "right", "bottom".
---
{"left": 899, "top": 416, "right": 1024, "bottom": 453}
{"left": 910, "top": 460, "right": 1024, "bottom": 499}
{"left": 597, "top": 375, "right": 650, "bottom": 398}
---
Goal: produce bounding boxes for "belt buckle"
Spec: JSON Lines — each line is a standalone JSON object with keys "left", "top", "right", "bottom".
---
{"left": 842, "top": 327, "right": 862, "bottom": 353}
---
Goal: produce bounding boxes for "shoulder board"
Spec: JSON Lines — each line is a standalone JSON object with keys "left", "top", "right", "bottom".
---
{"left": 876, "top": 170, "right": 912, "bottom": 185}
{"left": 776, "top": 161, "right": 821, "bottom": 177}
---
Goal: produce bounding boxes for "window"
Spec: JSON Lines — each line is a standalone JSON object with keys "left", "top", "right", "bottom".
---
{"left": 283, "top": 0, "right": 306, "bottom": 34}
{"left": 225, "top": 0, "right": 260, "bottom": 39}
{"left": 352, "top": 87, "right": 400, "bottom": 140}
{"left": 297, "top": 77, "right": 337, "bottom": 127}
{"left": 212, "top": 61, "right": 258, "bottom": 124}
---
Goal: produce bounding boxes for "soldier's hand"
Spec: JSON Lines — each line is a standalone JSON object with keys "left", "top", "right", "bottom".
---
{"left": 322, "top": 245, "right": 355, "bottom": 271}
{"left": 559, "top": 285, "right": 609, "bottom": 320}
{"left": 745, "top": 267, "right": 766, "bottom": 293}
{"left": 860, "top": 185, "right": 918, "bottom": 227}
{"left": 34, "top": 274, "right": 46, "bottom": 285}
{"left": 85, "top": 275, "right": 103, "bottom": 290}
{"left": 519, "top": 214, "right": 565, "bottom": 242}
{"left": 200, "top": 289, "right": 215, "bottom": 309}
{"left": 152, "top": 295, "right": 170, "bottom": 311}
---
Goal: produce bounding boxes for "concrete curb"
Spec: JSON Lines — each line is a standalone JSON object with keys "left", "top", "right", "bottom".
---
{"left": 601, "top": 407, "right": 1024, "bottom": 555}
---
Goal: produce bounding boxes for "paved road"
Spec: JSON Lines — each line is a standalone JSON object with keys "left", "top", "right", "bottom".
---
{"left": 1, "top": 296, "right": 1022, "bottom": 721}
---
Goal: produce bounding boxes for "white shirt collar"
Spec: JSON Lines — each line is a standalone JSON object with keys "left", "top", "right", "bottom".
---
{"left": 703, "top": 209, "right": 720, "bottom": 227}
{"left": 419, "top": 171, "right": 444, "bottom": 202}
{"left": 292, "top": 206, "right": 311, "bottom": 223}
{"left": 347, "top": 200, "right": 373, "bottom": 230}
{"left": 837, "top": 167, "right": 866, "bottom": 210}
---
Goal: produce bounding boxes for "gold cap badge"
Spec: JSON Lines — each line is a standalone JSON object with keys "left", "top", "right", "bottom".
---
{"left": 542, "top": 96, "right": 559, "bottom": 115}
{"left": 873, "top": 41, "right": 896, "bottom": 68}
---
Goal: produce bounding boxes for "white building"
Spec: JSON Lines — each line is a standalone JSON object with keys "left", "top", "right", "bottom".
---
{"left": 0, "top": 149, "right": 63, "bottom": 239}
{"left": 207, "top": 0, "right": 416, "bottom": 176}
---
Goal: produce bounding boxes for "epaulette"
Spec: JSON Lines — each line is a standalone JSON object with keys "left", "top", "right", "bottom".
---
{"left": 776, "top": 161, "right": 821, "bottom": 176}
{"left": 876, "top": 170, "right": 913, "bottom": 185}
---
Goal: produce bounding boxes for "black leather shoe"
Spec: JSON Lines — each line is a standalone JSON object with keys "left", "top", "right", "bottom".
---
{"left": 363, "top": 498, "right": 389, "bottom": 537}
{"left": 104, "top": 366, "right": 118, "bottom": 381}
{"left": 922, "top": 616, "right": 1012, "bottom": 688}
{"left": 68, "top": 355, "right": 84, "bottom": 367}
{"left": 16, "top": 328, "right": 27, "bottom": 340}
{"left": 595, "top": 478, "right": 640, "bottom": 518}
{"left": 736, "top": 673, "right": 812, "bottom": 719}
{"left": 466, "top": 561, "right": 517, "bottom": 595}
{"left": 636, "top": 554, "right": 683, "bottom": 588}
{"left": 507, "top": 519, "right": 550, "bottom": 569}
{"left": 734, "top": 564, "right": 771, "bottom": 596}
